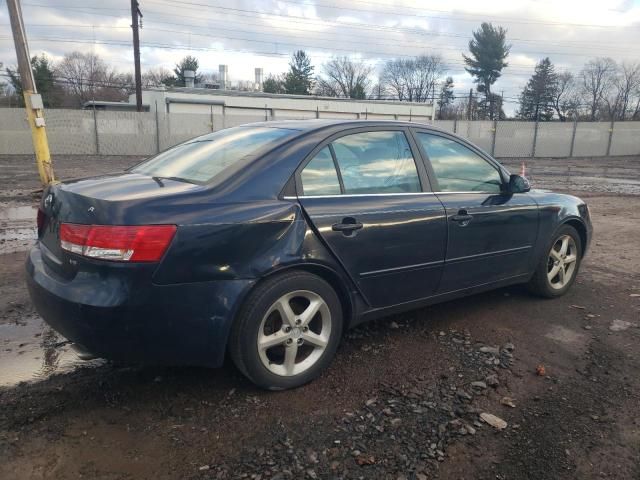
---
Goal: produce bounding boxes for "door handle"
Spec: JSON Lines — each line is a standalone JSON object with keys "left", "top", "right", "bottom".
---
{"left": 451, "top": 209, "right": 473, "bottom": 225}
{"left": 332, "top": 217, "right": 363, "bottom": 235}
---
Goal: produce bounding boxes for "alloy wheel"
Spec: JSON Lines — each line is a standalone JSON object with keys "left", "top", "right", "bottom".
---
{"left": 547, "top": 234, "right": 578, "bottom": 290}
{"left": 257, "top": 290, "right": 332, "bottom": 376}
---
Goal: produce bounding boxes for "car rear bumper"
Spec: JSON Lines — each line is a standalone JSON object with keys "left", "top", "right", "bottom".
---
{"left": 25, "top": 244, "right": 254, "bottom": 367}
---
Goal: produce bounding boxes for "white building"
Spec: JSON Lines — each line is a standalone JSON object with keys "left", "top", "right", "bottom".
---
{"left": 131, "top": 87, "right": 435, "bottom": 123}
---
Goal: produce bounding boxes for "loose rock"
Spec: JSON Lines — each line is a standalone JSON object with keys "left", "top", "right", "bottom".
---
{"left": 609, "top": 319, "right": 633, "bottom": 331}
{"left": 471, "top": 381, "right": 487, "bottom": 390}
{"left": 486, "top": 374, "right": 500, "bottom": 387}
{"left": 480, "top": 412, "right": 508, "bottom": 430}
{"left": 479, "top": 346, "right": 500, "bottom": 355}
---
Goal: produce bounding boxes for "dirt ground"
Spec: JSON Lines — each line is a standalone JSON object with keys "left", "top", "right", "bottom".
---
{"left": 1, "top": 154, "right": 639, "bottom": 479}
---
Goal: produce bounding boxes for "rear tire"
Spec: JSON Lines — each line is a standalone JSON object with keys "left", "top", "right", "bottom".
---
{"left": 528, "top": 224, "right": 582, "bottom": 298}
{"left": 228, "top": 271, "right": 343, "bottom": 390}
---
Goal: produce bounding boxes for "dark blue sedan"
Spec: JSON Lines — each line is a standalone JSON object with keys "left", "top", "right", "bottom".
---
{"left": 26, "top": 120, "right": 592, "bottom": 389}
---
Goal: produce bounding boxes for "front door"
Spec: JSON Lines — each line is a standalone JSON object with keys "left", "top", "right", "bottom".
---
{"left": 412, "top": 130, "right": 539, "bottom": 293}
{"left": 296, "top": 129, "right": 447, "bottom": 308}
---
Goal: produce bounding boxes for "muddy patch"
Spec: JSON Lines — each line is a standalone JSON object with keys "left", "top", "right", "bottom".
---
{"left": 545, "top": 324, "right": 588, "bottom": 353}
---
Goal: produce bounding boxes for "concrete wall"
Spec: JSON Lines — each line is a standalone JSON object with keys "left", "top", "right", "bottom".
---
{"left": 1, "top": 108, "right": 639, "bottom": 158}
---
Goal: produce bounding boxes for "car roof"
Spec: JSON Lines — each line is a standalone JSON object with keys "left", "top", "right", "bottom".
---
{"left": 240, "top": 119, "right": 445, "bottom": 133}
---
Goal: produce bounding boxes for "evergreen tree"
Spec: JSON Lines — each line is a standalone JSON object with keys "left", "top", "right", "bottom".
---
{"left": 478, "top": 92, "right": 506, "bottom": 120}
{"left": 350, "top": 82, "right": 367, "bottom": 100}
{"left": 463, "top": 23, "right": 510, "bottom": 119}
{"left": 172, "top": 56, "right": 201, "bottom": 86}
{"left": 517, "top": 57, "right": 558, "bottom": 121}
{"left": 6, "top": 54, "right": 58, "bottom": 107}
{"left": 284, "top": 50, "right": 314, "bottom": 95}
{"left": 437, "top": 76, "right": 455, "bottom": 119}
{"left": 263, "top": 74, "right": 286, "bottom": 94}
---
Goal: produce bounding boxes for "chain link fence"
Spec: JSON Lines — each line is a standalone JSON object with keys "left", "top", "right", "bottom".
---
{"left": 1, "top": 108, "right": 639, "bottom": 157}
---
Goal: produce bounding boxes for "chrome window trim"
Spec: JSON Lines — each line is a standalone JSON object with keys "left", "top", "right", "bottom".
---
{"left": 284, "top": 192, "right": 436, "bottom": 200}
{"left": 284, "top": 191, "right": 502, "bottom": 200}
{"left": 434, "top": 191, "right": 502, "bottom": 195}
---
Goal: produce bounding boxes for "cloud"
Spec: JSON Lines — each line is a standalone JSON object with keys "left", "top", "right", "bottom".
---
{"left": 1, "top": 0, "right": 639, "bottom": 114}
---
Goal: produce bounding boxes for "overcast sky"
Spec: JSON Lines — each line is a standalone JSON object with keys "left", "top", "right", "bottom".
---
{"left": 1, "top": 0, "right": 640, "bottom": 112}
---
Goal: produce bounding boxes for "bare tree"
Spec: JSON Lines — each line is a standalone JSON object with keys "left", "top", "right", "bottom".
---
{"left": 381, "top": 55, "right": 446, "bottom": 102}
{"left": 200, "top": 72, "right": 220, "bottom": 87}
{"left": 381, "top": 59, "right": 409, "bottom": 101}
{"left": 452, "top": 95, "right": 480, "bottom": 120}
{"left": 369, "top": 79, "right": 387, "bottom": 100}
{"left": 552, "top": 72, "right": 579, "bottom": 121}
{"left": 614, "top": 62, "right": 640, "bottom": 120}
{"left": 56, "top": 51, "right": 129, "bottom": 106}
{"left": 599, "top": 63, "right": 640, "bottom": 121}
{"left": 315, "top": 57, "right": 373, "bottom": 99}
{"left": 580, "top": 57, "right": 617, "bottom": 121}
{"left": 142, "top": 67, "right": 174, "bottom": 87}
{"left": 633, "top": 80, "right": 640, "bottom": 120}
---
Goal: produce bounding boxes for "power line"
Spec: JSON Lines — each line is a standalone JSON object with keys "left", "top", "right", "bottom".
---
{"left": 19, "top": 1, "right": 640, "bottom": 63}
{"left": 148, "top": 0, "right": 638, "bottom": 29}
{"left": 10, "top": 17, "right": 639, "bottom": 51}
{"left": 23, "top": 1, "right": 640, "bottom": 47}
{"left": 5, "top": 10, "right": 636, "bottom": 71}
{"left": 0, "top": 34, "right": 588, "bottom": 78}
{"left": 9, "top": 18, "right": 639, "bottom": 58}
{"left": 6, "top": 3, "right": 636, "bottom": 95}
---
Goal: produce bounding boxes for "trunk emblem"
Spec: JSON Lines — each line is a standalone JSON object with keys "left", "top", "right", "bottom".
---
{"left": 88, "top": 206, "right": 95, "bottom": 213}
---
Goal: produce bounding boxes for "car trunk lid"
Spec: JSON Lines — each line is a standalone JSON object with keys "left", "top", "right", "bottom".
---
{"left": 38, "top": 172, "right": 203, "bottom": 277}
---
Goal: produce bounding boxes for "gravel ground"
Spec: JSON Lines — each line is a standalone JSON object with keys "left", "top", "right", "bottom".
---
{"left": 1, "top": 154, "right": 639, "bottom": 479}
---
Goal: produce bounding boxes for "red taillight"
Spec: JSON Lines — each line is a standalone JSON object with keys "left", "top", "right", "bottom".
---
{"left": 60, "top": 224, "right": 177, "bottom": 262}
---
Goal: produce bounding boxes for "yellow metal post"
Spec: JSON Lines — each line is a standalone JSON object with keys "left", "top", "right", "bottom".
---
{"left": 7, "top": 0, "right": 55, "bottom": 186}
{"left": 23, "top": 91, "right": 55, "bottom": 185}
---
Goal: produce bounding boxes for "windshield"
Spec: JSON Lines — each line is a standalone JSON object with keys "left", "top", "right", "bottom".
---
{"left": 131, "top": 126, "right": 295, "bottom": 184}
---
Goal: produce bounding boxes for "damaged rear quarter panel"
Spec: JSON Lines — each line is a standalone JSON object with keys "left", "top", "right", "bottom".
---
{"left": 152, "top": 200, "right": 309, "bottom": 284}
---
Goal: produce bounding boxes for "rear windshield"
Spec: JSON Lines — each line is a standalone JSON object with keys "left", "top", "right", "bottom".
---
{"left": 131, "top": 126, "right": 295, "bottom": 184}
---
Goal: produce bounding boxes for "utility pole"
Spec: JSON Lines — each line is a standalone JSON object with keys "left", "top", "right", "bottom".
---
{"left": 130, "top": 0, "right": 143, "bottom": 112}
{"left": 6, "top": 0, "right": 54, "bottom": 186}
{"left": 467, "top": 89, "right": 473, "bottom": 120}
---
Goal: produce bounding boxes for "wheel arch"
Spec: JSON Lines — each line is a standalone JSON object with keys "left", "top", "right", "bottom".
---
{"left": 256, "top": 262, "right": 356, "bottom": 331}
{"left": 561, "top": 218, "right": 588, "bottom": 257}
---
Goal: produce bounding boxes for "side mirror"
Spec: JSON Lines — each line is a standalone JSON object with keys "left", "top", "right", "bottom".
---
{"left": 507, "top": 174, "right": 530, "bottom": 194}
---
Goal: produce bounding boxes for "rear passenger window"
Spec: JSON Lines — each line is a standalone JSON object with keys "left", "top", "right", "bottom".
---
{"left": 332, "top": 131, "right": 421, "bottom": 194}
{"left": 300, "top": 146, "right": 341, "bottom": 196}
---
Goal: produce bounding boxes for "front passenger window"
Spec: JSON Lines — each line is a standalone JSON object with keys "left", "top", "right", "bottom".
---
{"left": 416, "top": 133, "right": 503, "bottom": 193}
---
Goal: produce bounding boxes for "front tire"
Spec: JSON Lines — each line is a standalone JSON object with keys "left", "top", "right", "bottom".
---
{"left": 228, "top": 271, "right": 343, "bottom": 390}
{"left": 528, "top": 224, "right": 582, "bottom": 298}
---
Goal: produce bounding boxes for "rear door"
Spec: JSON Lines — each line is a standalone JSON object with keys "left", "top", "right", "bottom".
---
{"left": 295, "top": 128, "right": 447, "bottom": 308}
{"left": 411, "top": 129, "right": 539, "bottom": 293}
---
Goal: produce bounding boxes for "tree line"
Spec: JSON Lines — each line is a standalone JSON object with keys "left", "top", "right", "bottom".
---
{"left": 517, "top": 57, "right": 640, "bottom": 121}
{"left": 1, "top": 21, "right": 639, "bottom": 121}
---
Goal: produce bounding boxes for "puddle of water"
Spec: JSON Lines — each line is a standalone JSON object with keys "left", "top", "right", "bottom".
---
{"left": 0, "top": 317, "right": 103, "bottom": 388}
{"left": 0, "top": 204, "right": 37, "bottom": 254}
